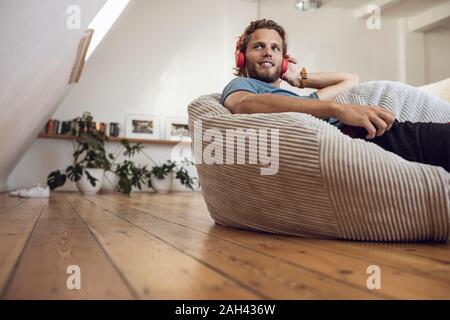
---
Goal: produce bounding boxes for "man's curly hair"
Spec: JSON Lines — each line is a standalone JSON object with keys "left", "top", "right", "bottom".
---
{"left": 234, "top": 19, "right": 288, "bottom": 76}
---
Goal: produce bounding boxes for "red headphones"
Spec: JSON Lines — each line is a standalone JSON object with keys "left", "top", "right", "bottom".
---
{"left": 235, "top": 36, "right": 289, "bottom": 79}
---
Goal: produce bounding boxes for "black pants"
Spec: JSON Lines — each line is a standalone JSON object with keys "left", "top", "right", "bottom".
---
{"left": 343, "top": 120, "right": 450, "bottom": 172}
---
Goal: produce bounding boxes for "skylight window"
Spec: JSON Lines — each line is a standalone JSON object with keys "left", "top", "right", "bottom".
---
{"left": 86, "top": 0, "right": 130, "bottom": 60}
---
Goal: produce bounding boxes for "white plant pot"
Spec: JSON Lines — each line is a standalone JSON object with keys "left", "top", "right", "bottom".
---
{"left": 76, "top": 168, "right": 104, "bottom": 195}
{"left": 150, "top": 172, "right": 173, "bottom": 193}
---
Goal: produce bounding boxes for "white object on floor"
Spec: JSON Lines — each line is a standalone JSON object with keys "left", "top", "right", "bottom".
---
{"left": 12, "top": 183, "right": 50, "bottom": 198}
{"left": 19, "top": 184, "right": 50, "bottom": 198}
{"left": 9, "top": 189, "right": 21, "bottom": 196}
{"left": 9, "top": 183, "right": 40, "bottom": 196}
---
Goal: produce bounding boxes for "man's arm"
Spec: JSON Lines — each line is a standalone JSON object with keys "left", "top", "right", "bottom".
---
{"left": 307, "top": 72, "right": 359, "bottom": 101}
{"left": 224, "top": 91, "right": 395, "bottom": 139}
{"left": 282, "top": 56, "right": 359, "bottom": 101}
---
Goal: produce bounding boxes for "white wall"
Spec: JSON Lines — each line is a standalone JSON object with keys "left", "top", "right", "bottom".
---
{"left": 258, "top": 0, "right": 402, "bottom": 96}
{"left": 398, "top": 18, "right": 426, "bottom": 86}
{"left": 52, "top": 0, "right": 256, "bottom": 122}
{"left": 0, "top": 0, "right": 106, "bottom": 191}
{"left": 425, "top": 25, "right": 450, "bottom": 83}
{"left": 7, "top": 0, "right": 257, "bottom": 191}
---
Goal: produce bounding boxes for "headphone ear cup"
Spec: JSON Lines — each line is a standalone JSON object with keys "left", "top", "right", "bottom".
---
{"left": 281, "top": 57, "right": 289, "bottom": 75}
{"left": 235, "top": 51, "right": 245, "bottom": 70}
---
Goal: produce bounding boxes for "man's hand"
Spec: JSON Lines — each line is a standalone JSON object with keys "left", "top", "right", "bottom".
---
{"left": 282, "top": 55, "right": 301, "bottom": 87}
{"left": 281, "top": 55, "right": 359, "bottom": 102}
{"left": 333, "top": 103, "right": 396, "bottom": 139}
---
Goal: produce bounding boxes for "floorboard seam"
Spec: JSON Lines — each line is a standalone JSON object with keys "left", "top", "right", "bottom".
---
{"left": 0, "top": 199, "right": 28, "bottom": 215}
{"left": 91, "top": 195, "right": 385, "bottom": 299}
{"left": 0, "top": 200, "right": 45, "bottom": 298}
{"left": 82, "top": 196, "right": 269, "bottom": 299}
{"left": 112, "top": 195, "right": 450, "bottom": 286}
{"left": 65, "top": 195, "right": 140, "bottom": 300}
{"left": 103, "top": 196, "right": 392, "bottom": 298}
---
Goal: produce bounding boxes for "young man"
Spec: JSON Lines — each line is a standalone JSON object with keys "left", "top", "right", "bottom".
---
{"left": 221, "top": 19, "right": 450, "bottom": 172}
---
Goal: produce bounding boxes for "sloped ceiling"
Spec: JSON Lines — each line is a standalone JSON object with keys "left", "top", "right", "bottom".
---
{"left": 0, "top": 0, "right": 107, "bottom": 191}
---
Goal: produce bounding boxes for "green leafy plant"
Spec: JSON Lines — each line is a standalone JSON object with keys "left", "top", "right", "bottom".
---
{"left": 151, "top": 158, "right": 198, "bottom": 191}
{"left": 114, "top": 160, "right": 151, "bottom": 195}
{"left": 111, "top": 139, "right": 152, "bottom": 195}
{"left": 151, "top": 160, "right": 176, "bottom": 180}
{"left": 110, "top": 145, "right": 197, "bottom": 194}
{"left": 174, "top": 158, "right": 197, "bottom": 190}
{"left": 47, "top": 112, "right": 112, "bottom": 190}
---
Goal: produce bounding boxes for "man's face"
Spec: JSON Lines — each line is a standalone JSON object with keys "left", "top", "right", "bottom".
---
{"left": 244, "top": 28, "right": 284, "bottom": 83}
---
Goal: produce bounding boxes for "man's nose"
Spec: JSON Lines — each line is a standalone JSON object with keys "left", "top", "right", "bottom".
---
{"left": 262, "top": 48, "right": 273, "bottom": 57}
{"left": 261, "top": 46, "right": 273, "bottom": 56}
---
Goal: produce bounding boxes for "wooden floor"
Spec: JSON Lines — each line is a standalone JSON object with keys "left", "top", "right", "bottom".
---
{"left": 0, "top": 191, "right": 449, "bottom": 300}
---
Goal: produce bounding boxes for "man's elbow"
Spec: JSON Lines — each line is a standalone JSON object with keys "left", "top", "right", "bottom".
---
{"left": 230, "top": 97, "right": 251, "bottom": 114}
{"left": 227, "top": 102, "right": 243, "bottom": 114}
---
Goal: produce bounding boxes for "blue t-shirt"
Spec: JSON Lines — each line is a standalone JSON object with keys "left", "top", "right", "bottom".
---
{"left": 220, "top": 77, "right": 339, "bottom": 126}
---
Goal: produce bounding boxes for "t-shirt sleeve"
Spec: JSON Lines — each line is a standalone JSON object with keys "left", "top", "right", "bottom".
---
{"left": 220, "top": 77, "right": 259, "bottom": 105}
{"left": 308, "top": 91, "right": 319, "bottom": 99}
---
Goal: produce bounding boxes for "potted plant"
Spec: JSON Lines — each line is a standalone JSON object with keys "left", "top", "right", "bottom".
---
{"left": 172, "top": 158, "right": 197, "bottom": 191}
{"left": 150, "top": 160, "right": 176, "bottom": 193}
{"left": 47, "top": 112, "right": 112, "bottom": 195}
{"left": 106, "top": 141, "right": 197, "bottom": 195}
{"left": 150, "top": 158, "right": 198, "bottom": 193}
{"left": 111, "top": 139, "right": 152, "bottom": 195}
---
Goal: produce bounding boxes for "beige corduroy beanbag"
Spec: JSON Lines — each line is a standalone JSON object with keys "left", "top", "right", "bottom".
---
{"left": 419, "top": 78, "right": 450, "bottom": 104}
{"left": 188, "top": 93, "right": 450, "bottom": 243}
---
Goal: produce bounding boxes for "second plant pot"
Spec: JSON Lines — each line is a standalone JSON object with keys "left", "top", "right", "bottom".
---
{"left": 76, "top": 168, "right": 105, "bottom": 195}
{"left": 150, "top": 172, "right": 173, "bottom": 193}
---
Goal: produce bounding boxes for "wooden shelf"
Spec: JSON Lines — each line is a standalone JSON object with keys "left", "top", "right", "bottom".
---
{"left": 37, "top": 133, "right": 190, "bottom": 145}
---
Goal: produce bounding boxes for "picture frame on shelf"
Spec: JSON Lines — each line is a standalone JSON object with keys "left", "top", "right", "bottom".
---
{"left": 165, "top": 116, "right": 191, "bottom": 141}
{"left": 125, "top": 114, "right": 160, "bottom": 140}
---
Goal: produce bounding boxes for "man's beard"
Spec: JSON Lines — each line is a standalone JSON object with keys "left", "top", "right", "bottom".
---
{"left": 245, "top": 61, "right": 282, "bottom": 83}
